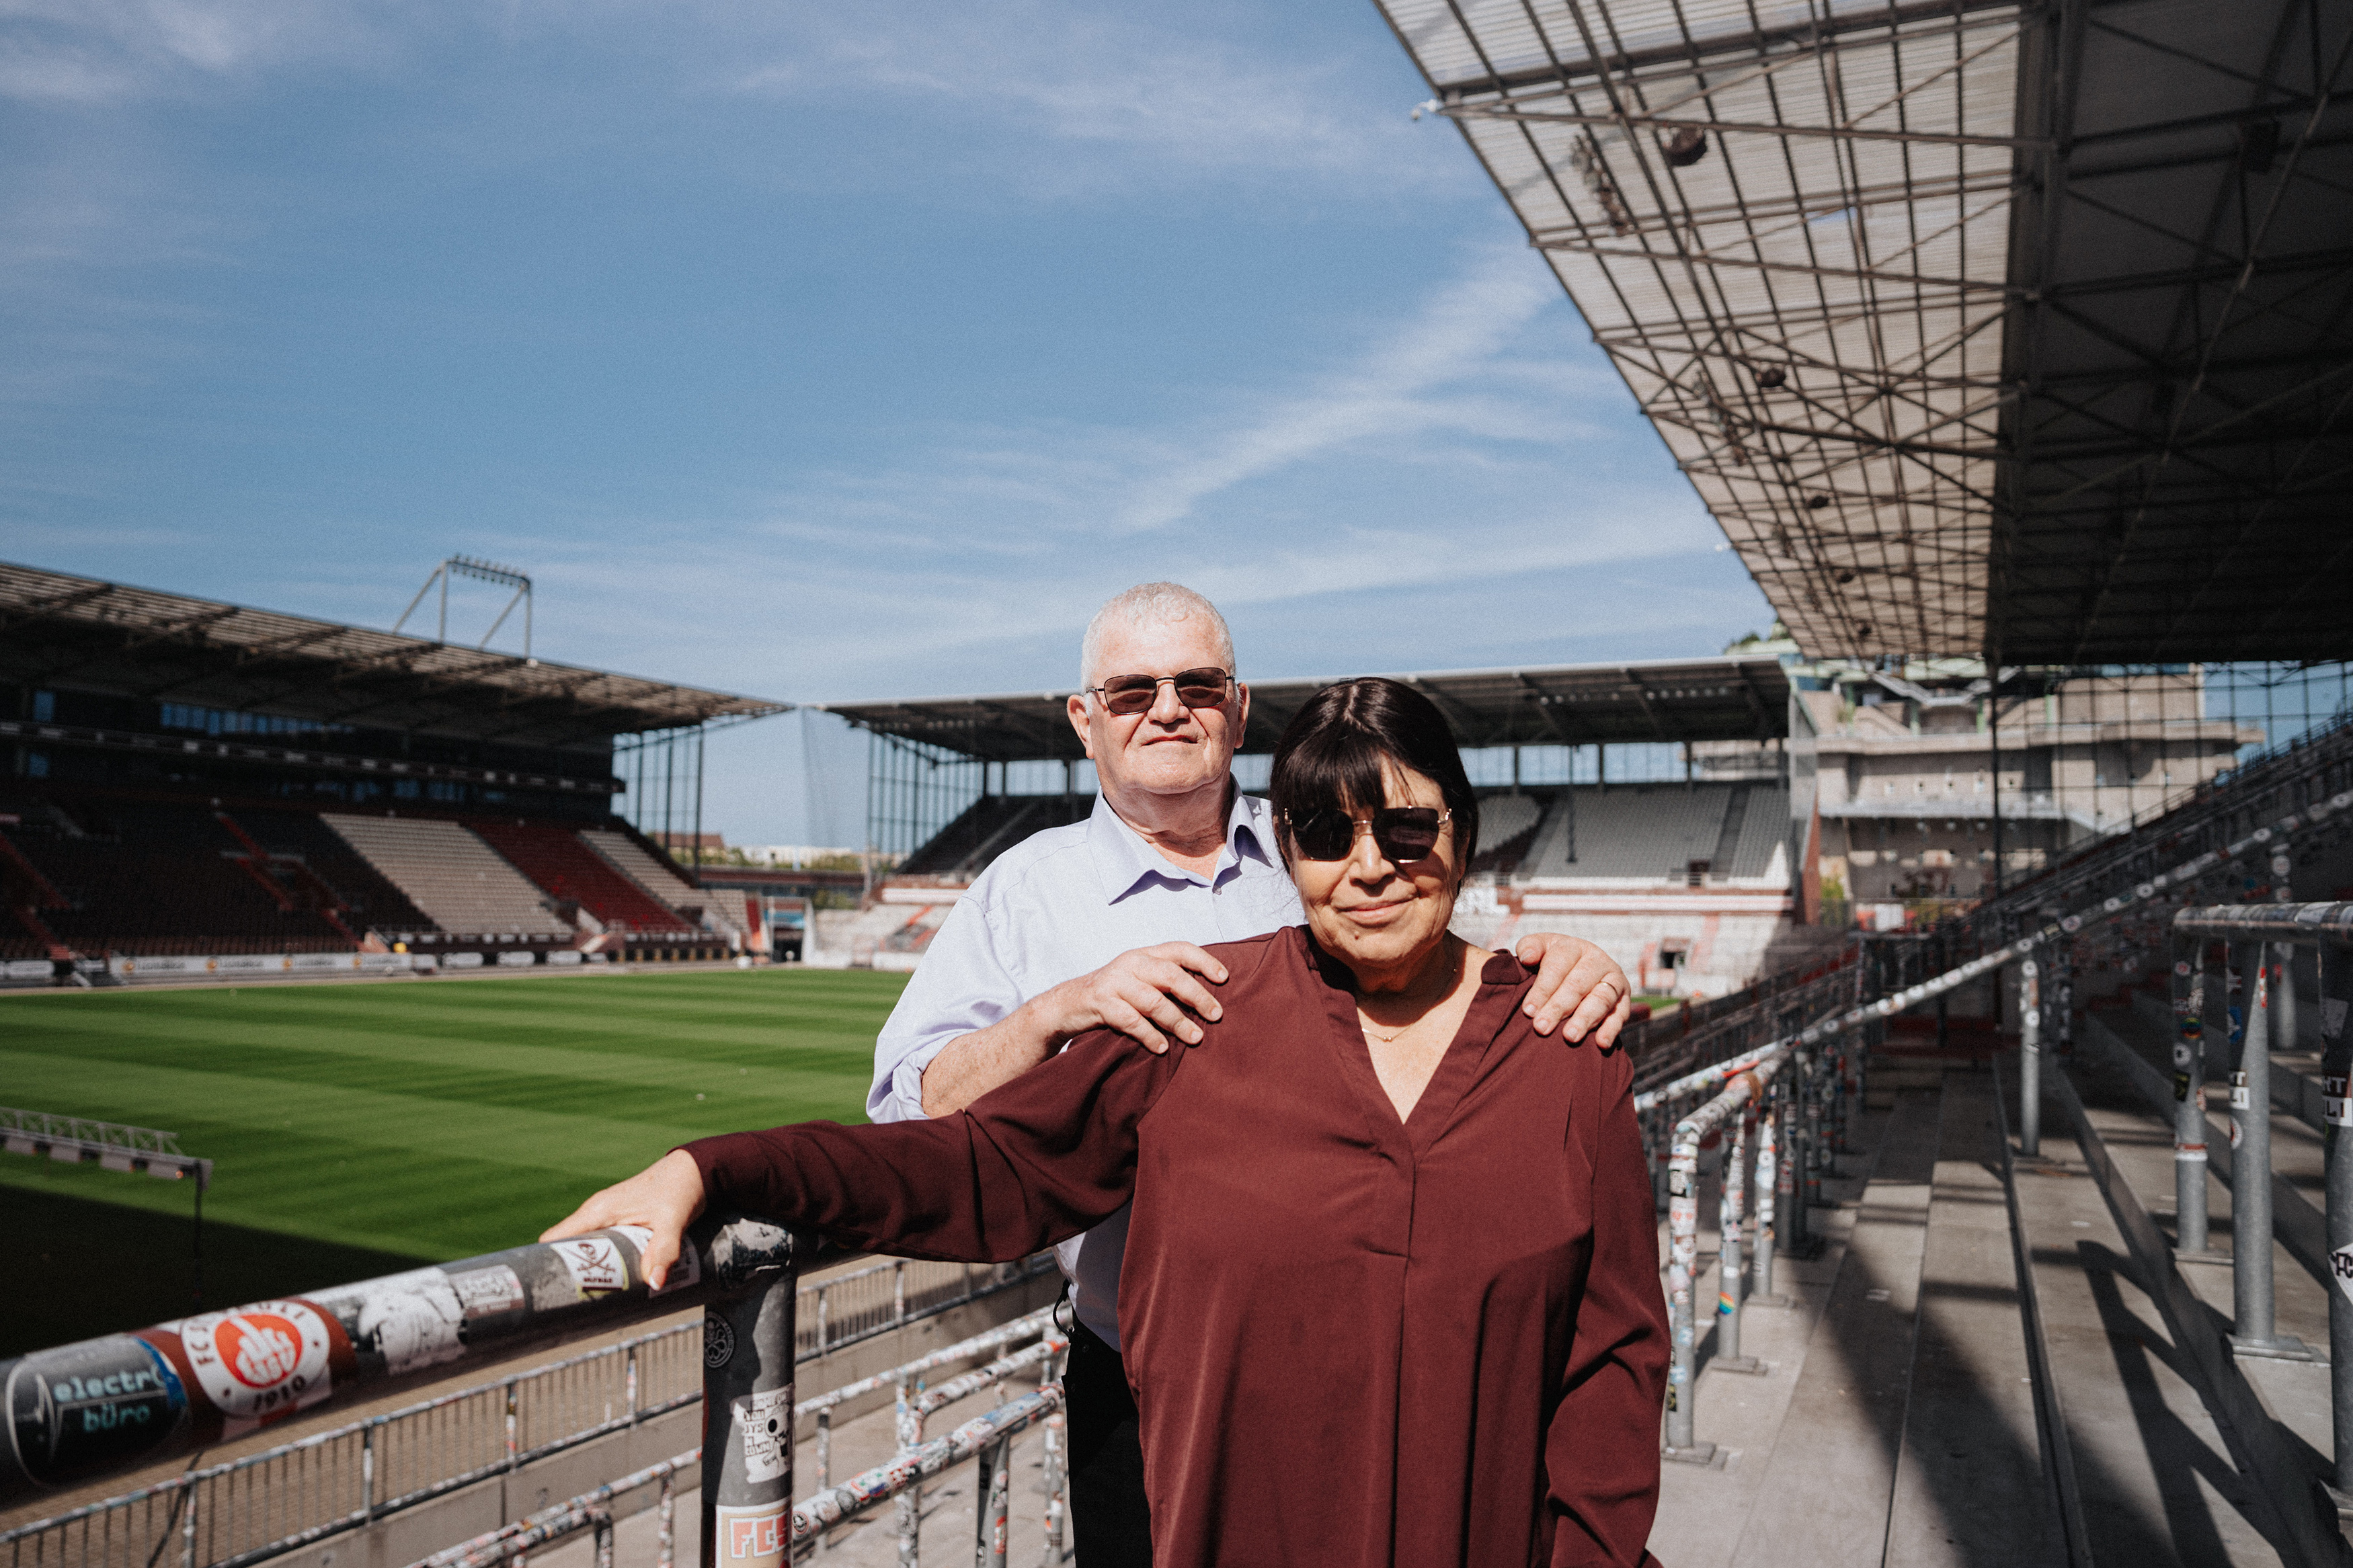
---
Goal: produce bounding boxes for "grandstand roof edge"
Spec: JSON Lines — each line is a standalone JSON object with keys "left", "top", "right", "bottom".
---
{"left": 817, "top": 655, "right": 1794, "bottom": 761}
{"left": 0, "top": 561, "right": 789, "bottom": 741}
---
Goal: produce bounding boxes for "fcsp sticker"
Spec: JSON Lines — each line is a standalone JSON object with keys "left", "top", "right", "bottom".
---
{"left": 2333, "top": 1244, "right": 2353, "bottom": 1308}
{"left": 705, "top": 1313, "right": 735, "bottom": 1370}
{"left": 715, "top": 1503, "right": 788, "bottom": 1568}
{"left": 179, "top": 1303, "right": 333, "bottom": 1419}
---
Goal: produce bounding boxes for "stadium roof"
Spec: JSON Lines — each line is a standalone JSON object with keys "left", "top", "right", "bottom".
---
{"left": 0, "top": 563, "right": 787, "bottom": 747}
{"left": 1376, "top": 0, "right": 2353, "bottom": 665}
{"left": 818, "top": 655, "right": 1792, "bottom": 762}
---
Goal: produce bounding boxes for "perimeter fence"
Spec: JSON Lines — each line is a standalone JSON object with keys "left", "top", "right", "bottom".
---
{"left": 1, "top": 1255, "right": 1054, "bottom": 1568}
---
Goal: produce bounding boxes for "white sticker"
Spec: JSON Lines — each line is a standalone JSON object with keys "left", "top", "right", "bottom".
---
{"left": 2325, "top": 998, "right": 2348, "bottom": 1042}
{"left": 2334, "top": 1244, "right": 2353, "bottom": 1307}
{"left": 2231, "top": 1118, "right": 2243, "bottom": 1149}
{"left": 733, "top": 1386, "right": 793, "bottom": 1483}
{"left": 551, "top": 1237, "right": 629, "bottom": 1297}
{"left": 179, "top": 1301, "right": 334, "bottom": 1419}
{"left": 327, "top": 1268, "right": 465, "bottom": 1376}
{"left": 612, "top": 1226, "right": 701, "bottom": 1295}
{"left": 447, "top": 1265, "right": 526, "bottom": 1318}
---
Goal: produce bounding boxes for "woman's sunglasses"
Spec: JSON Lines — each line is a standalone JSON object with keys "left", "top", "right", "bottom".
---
{"left": 1282, "top": 807, "right": 1452, "bottom": 864}
{"left": 1087, "top": 667, "right": 1232, "bottom": 716}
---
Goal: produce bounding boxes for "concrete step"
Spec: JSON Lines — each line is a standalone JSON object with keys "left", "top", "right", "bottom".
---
{"left": 1652, "top": 1064, "right": 2052, "bottom": 1566}
{"left": 2026, "top": 1018, "right": 2348, "bottom": 1564}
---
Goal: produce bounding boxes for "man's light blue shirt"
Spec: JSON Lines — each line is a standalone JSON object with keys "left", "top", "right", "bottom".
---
{"left": 869, "top": 789, "right": 1302, "bottom": 1348}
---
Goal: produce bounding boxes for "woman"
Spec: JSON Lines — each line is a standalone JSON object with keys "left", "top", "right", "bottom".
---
{"left": 547, "top": 678, "right": 1665, "bottom": 1567}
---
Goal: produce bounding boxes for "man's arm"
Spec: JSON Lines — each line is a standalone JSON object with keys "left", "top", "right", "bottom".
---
{"left": 919, "top": 943, "right": 1230, "bottom": 1117}
{"left": 1513, "top": 933, "right": 1634, "bottom": 1046}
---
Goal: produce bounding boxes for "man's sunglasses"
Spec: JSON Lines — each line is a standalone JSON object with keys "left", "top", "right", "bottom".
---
{"left": 1087, "top": 667, "right": 1232, "bottom": 716}
{"left": 1282, "top": 807, "right": 1453, "bottom": 864}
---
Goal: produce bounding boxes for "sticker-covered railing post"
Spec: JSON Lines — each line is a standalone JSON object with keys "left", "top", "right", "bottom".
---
{"left": 2019, "top": 957, "right": 2042, "bottom": 1157}
{"left": 2172, "top": 936, "right": 2212, "bottom": 1256}
{"left": 2323, "top": 944, "right": 2353, "bottom": 1495}
{"left": 2274, "top": 847, "right": 2301, "bottom": 1048}
{"left": 1716, "top": 1103, "right": 1749, "bottom": 1371}
{"left": 698, "top": 1216, "right": 803, "bottom": 1568}
{"left": 1751, "top": 1085, "right": 1781, "bottom": 1307}
{"left": 2228, "top": 940, "right": 2297, "bottom": 1356}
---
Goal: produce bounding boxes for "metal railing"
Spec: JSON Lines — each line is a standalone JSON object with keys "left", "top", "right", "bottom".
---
{"left": 1639, "top": 786, "right": 2353, "bottom": 1462}
{"left": 2167, "top": 902, "right": 2353, "bottom": 1498}
{"left": 0, "top": 1110, "right": 210, "bottom": 1184}
{"left": 411, "top": 1309, "right": 1071, "bottom": 1568}
{"left": 2, "top": 1239, "right": 1055, "bottom": 1568}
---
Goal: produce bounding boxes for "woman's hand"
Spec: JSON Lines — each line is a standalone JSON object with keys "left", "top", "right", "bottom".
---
{"left": 1513, "top": 932, "right": 1634, "bottom": 1045}
{"left": 541, "top": 1149, "right": 708, "bottom": 1291}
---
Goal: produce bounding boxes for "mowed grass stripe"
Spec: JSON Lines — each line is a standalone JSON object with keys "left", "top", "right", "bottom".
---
{"left": 0, "top": 968, "right": 906, "bottom": 1263}
{"left": 11, "top": 1014, "right": 875, "bottom": 1119}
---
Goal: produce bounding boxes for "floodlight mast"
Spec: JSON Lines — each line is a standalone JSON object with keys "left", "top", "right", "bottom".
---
{"left": 393, "top": 555, "right": 533, "bottom": 655}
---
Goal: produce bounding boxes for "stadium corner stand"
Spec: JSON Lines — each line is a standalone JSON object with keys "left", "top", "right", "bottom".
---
{"left": 0, "top": 562, "right": 786, "bottom": 979}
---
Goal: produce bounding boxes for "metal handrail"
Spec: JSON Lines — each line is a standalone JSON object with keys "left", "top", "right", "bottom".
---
{"left": 0, "top": 1255, "right": 1054, "bottom": 1568}
{"left": 1643, "top": 788, "right": 2353, "bottom": 1462}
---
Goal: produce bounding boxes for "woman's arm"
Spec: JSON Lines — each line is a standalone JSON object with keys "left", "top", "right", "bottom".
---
{"left": 1545, "top": 1059, "right": 1671, "bottom": 1567}
{"left": 545, "top": 1028, "right": 1174, "bottom": 1280}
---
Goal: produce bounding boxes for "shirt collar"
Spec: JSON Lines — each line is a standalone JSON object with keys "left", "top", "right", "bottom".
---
{"left": 1087, "top": 786, "right": 1277, "bottom": 905}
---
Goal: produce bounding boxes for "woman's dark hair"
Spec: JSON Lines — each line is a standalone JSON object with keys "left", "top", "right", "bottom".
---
{"left": 1269, "top": 677, "right": 1478, "bottom": 870}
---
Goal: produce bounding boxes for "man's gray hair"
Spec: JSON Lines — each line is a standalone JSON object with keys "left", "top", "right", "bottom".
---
{"left": 1080, "top": 583, "right": 1236, "bottom": 692}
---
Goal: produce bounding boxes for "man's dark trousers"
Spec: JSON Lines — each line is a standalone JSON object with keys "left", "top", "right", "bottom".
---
{"left": 1064, "top": 1317, "right": 1153, "bottom": 1565}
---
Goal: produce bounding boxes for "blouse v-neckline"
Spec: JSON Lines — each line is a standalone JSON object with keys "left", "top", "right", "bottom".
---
{"left": 1300, "top": 928, "right": 1526, "bottom": 1155}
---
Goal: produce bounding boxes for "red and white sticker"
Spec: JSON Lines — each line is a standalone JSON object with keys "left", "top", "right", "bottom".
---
{"left": 180, "top": 1302, "right": 333, "bottom": 1419}
{"left": 715, "top": 1503, "right": 789, "bottom": 1568}
{"left": 551, "top": 1237, "right": 628, "bottom": 1296}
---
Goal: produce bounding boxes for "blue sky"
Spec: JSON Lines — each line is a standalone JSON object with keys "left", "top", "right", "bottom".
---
{"left": 2, "top": 0, "right": 1773, "bottom": 845}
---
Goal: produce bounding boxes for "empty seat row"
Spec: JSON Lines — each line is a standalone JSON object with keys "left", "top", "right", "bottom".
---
{"left": 321, "top": 814, "right": 574, "bottom": 937}
{"left": 469, "top": 819, "right": 694, "bottom": 934}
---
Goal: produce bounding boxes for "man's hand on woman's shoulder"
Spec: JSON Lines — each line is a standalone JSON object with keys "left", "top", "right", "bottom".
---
{"left": 1511, "top": 933, "right": 1633, "bottom": 1046}
{"left": 1039, "top": 941, "right": 1231, "bottom": 1054}
{"left": 920, "top": 942, "right": 1231, "bottom": 1117}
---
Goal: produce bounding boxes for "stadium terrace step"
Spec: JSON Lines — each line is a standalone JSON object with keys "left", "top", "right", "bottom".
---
{"left": 578, "top": 827, "right": 742, "bottom": 944}
{"left": 2017, "top": 1036, "right": 2348, "bottom": 1565}
{"left": 469, "top": 819, "right": 694, "bottom": 936}
{"left": 323, "top": 814, "right": 575, "bottom": 939}
{"left": 1652, "top": 1060, "right": 2054, "bottom": 1567}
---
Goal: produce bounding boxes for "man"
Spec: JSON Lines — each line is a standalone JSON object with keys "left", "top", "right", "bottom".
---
{"left": 869, "top": 582, "right": 1634, "bottom": 1564}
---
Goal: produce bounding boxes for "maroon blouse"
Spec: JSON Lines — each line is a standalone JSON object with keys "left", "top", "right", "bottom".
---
{"left": 688, "top": 925, "right": 1666, "bottom": 1567}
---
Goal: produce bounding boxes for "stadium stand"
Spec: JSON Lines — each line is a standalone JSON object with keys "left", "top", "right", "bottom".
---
{"left": 1521, "top": 784, "right": 1790, "bottom": 885}
{"left": 895, "top": 796, "right": 1091, "bottom": 878}
{"left": 5, "top": 798, "right": 353, "bottom": 956}
{"left": 321, "top": 814, "right": 575, "bottom": 938}
{"left": 469, "top": 818, "right": 695, "bottom": 936}
{"left": 1468, "top": 790, "right": 1546, "bottom": 876}
{"left": 579, "top": 825, "right": 744, "bottom": 944}
{"left": 215, "top": 807, "right": 436, "bottom": 934}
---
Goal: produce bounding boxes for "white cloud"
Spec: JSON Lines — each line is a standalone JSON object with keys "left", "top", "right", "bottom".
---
{"left": 450, "top": 244, "right": 1720, "bottom": 700}
{"left": 721, "top": 2, "right": 1442, "bottom": 188}
{"left": 0, "top": 0, "right": 388, "bottom": 102}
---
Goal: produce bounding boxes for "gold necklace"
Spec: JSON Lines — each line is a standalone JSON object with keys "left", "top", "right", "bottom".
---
{"left": 1357, "top": 944, "right": 1461, "bottom": 1044}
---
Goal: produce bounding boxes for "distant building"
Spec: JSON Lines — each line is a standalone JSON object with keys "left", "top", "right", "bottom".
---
{"left": 1700, "top": 626, "right": 2260, "bottom": 916}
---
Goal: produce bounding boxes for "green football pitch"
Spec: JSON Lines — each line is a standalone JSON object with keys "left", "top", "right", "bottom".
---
{"left": 0, "top": 968, "right": 908, "bottom": 1354}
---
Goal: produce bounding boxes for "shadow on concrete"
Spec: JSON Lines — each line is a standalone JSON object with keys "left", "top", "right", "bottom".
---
{"left": 2, "top": 1186, "right": 431, "bottom": 1356}
{"left": 2076, "top": 1239, "right": 2266, "bottom": 1563}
